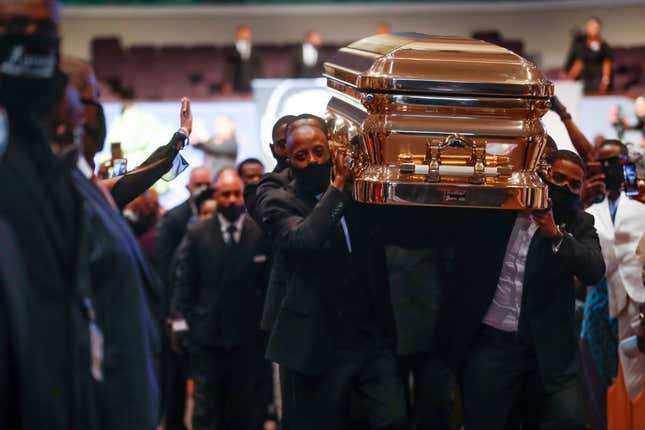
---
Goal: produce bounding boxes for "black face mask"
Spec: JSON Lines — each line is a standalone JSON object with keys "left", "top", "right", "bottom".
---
{"left": 603, "top": 163, "right": 624, "bottom": 192}
{"left": 81, "top": 98, "right": 107, "bottom": 155}
{"left": 218, "top": 204, "right": 244, "bottom": 222}
{"left": 292, "top": 159, "right": 332, "bottom": 195}
{"left": 603, "top": 163, "right": 625, "bottom": 191}
{"left": 0, "top": 33, "right": 60, "bottom": 115}
{"left": 547, "top": 181, "right": 581, "bottom": 226}
{"left": 274, "top": 156, "right": 289, "bottom": 172}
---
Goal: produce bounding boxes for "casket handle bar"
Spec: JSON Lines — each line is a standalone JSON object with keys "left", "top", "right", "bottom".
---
{"left": 419, "top": 134, "right": 487, "bottom": 184}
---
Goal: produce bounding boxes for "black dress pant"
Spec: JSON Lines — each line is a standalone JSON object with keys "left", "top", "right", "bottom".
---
{"left": 164, "top": 346, "right": 189, "bottom": 430}
{"left": 191, "top": 344, "right": 255, "bottom": 430}
{"left": 281, "top": 350, "right": 408, "bottom": 430}
{"left": 460, "top": 325, "right": 585, "bottom": 430}
{"left": 398, "top": 351, "right": 455, "bottom": 430}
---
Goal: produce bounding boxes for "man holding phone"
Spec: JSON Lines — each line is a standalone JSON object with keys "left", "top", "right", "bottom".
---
{"left": 586, "top": 139, "right": 645, "bottom": 405}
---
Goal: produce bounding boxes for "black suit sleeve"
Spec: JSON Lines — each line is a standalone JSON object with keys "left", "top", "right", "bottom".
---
{"left": 110, "top": 133, "right": 184, "bottom": 209}
{"left": 156, "top": 213, "right": 182, "bottom": 288}
{"left": 170, "top": 227, "right": 199, "bottom": 320}
{"left": 556, "top": 212, "right": 606, "bottom": 285}
{"left": 263, "top": 184, "right": 350, "bottom": 253}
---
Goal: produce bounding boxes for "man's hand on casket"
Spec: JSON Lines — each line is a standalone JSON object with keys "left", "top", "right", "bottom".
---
{"left": 531, "top": 206, "right": 559, "bottom": 240}
{"left": 331, "top": 142, "right": 353, "bottom": 191}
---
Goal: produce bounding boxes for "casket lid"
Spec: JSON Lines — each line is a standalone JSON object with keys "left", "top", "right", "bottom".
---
{"left": 324, "top": 33, "right": 552, "bottom": 98}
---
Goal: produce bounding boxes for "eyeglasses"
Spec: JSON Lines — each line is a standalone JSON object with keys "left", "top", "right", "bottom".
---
{"left": 550, "top": 172, "right": 582, "bottom": 192}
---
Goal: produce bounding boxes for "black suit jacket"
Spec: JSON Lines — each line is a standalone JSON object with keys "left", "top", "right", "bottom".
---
{"left": 261, "top": 182, "right": 395, "bottom": 374}
{"left": 226, "top": 47, "right": 262, "bottom": 92}
{"left": 291, "top": 45, "right": 325, "bottom": 78}
{"left": 518, "top": 211, "right": 604, "bottom": 389}
{"left": 247, "top": 168, "right": 292, "bottom": 332}
{"left": 157, "top": 199, "right": 193, "bottom": 291}
{"left": 171, "top": 215, "right": 269, "bottom": 348}
{"left": 440, "top": 210, "right": 605, "bottom": 390}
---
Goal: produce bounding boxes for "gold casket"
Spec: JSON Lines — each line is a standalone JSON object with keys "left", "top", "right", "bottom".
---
{"left": 324, "top": 33, "right": 553, "bottom": 209}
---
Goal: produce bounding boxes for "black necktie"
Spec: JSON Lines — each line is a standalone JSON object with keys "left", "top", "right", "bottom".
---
{"left": 226, "top": 225, "right": 237, "bottom": 245}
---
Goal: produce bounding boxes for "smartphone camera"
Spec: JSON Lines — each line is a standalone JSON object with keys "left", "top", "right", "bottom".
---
{"left": 111, "top": 158, "right": 127, "bottom": 178}
{"left": 623, "top": 162, "right": 639, "bottom": 197}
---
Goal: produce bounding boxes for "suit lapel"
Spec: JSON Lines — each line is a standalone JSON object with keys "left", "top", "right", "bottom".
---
{"left": 594, "top": 197, "right": 615, "bottom": 237}
{"left": 612, "top": 192, "right": 627, "bottom": 234}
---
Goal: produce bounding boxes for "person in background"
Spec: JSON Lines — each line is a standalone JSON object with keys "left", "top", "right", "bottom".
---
{"left": 610, "top": 96, "right": 645, "bottom": 172}
{"left": 376, "top": 22, "right": 391, "bottom": 34}
{"left": 260, "top": 121, "right": 408, "bottom": 430}
{"left": 194, "top": 115, "right": 238, "bottom": 176}
{"left": 171, "top": 171, "right": 268, "bottom": 430}
{"left": 61, "top": 58, "right": 194, "bottom": 209}
{"left": 225, "top": 26, "right": 262, "bottom": 93}
{"left": 292, "top": 31, "right": 324, "bottom": 78}
{"left": 586, "top": 140, "right": 645, "bottom": 428}
{"left": 0, "top": 1, "right": 156, "bottom": 427}
{"left": 194, "top": 187, "right": 216, "bottom": 222}
{"left": 49, "top": 78, "right": 84, "bottom": 158}
{"left": 459, "top": 150, "right": 605, "bottom": 429}
{"left": 156, "top": 165, "right": 212, "bottom": 430}
{"left": 244, "top": 114, "right": 295, "bottom": 225}
{"left": 237, "top": 157, "right": 265, "bottom": 185}
{"left": 564, "top": 17, "right": 612, "bottom": 94}
{"left": 124, "top": 188, "right": 161, "bottom": 267}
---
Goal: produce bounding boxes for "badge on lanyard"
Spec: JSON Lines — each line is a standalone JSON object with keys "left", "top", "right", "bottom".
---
{"left": 84, "top": 298, "right": 104, "bottom": 382}
{"left": 0, "top": 106, "right": 8, "bottom": 159}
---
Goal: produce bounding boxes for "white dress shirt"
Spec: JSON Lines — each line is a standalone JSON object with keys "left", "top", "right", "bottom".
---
{"left": 218, "top": 213, "right": 245, "bottom": 244}
{"left": 483, "top": 215, "right": 538, "bottom": 332}
{"left": 235, "top": 40, "right": 252, "bottom": 61}
{"left": 302, "top": 43, "right": 319, "bottom": 67}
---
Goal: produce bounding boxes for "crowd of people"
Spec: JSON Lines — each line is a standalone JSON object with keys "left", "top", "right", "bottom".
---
{"left": 1, "top": 1, "right": 645, "bottom": 430}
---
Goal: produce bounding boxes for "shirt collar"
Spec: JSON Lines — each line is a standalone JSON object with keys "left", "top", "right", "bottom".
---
{"left": 76, "top": 154, "right": 94, "bottom": 179}
{"left": 217, "top": 212, "right": 245, "bottom": 232}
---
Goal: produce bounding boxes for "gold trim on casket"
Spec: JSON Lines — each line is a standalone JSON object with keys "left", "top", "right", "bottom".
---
{"left": 324, "top": 33, "right": 553, "bottom": 210}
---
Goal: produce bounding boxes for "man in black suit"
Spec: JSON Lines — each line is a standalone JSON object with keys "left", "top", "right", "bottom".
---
{"left": 260, "top": 122, "right": 408, "bottom": 430}
{"left": 244, "top": 114, "right": 294, "bottom": 228}
{"left": 156, "top": 166, "right": 211, "bottom": 430}
{"left": 387, "top": 245, "right": 456, "bottom": 429}
{"left": 1, "top": 2, "right": 162, "bottom": 427}
{"left": 225, "top": 26, "right": 262, "bottom": 93}
{"left": 171, "top": 171, "right": 269, "bottom": 430}
{"left": 291, "top": 31, "right": 325, "bottom": 78}
{"left": 452, "top": 150, "right": 605, "bottom": 429}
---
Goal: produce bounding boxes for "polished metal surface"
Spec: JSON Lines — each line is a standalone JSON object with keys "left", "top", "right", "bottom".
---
{"left": 325, "top": 33, "right": 553, "bottom": 210}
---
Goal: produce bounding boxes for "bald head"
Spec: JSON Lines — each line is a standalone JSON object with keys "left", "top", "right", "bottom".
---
{"left": 188, "top": 167, "right": 212, "bottom": 196}
{"left": 286, "top": 125, "right": 330, "bottom": 170}
{"left": 214, "top": 171, "right": 244, "bottom": 209}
